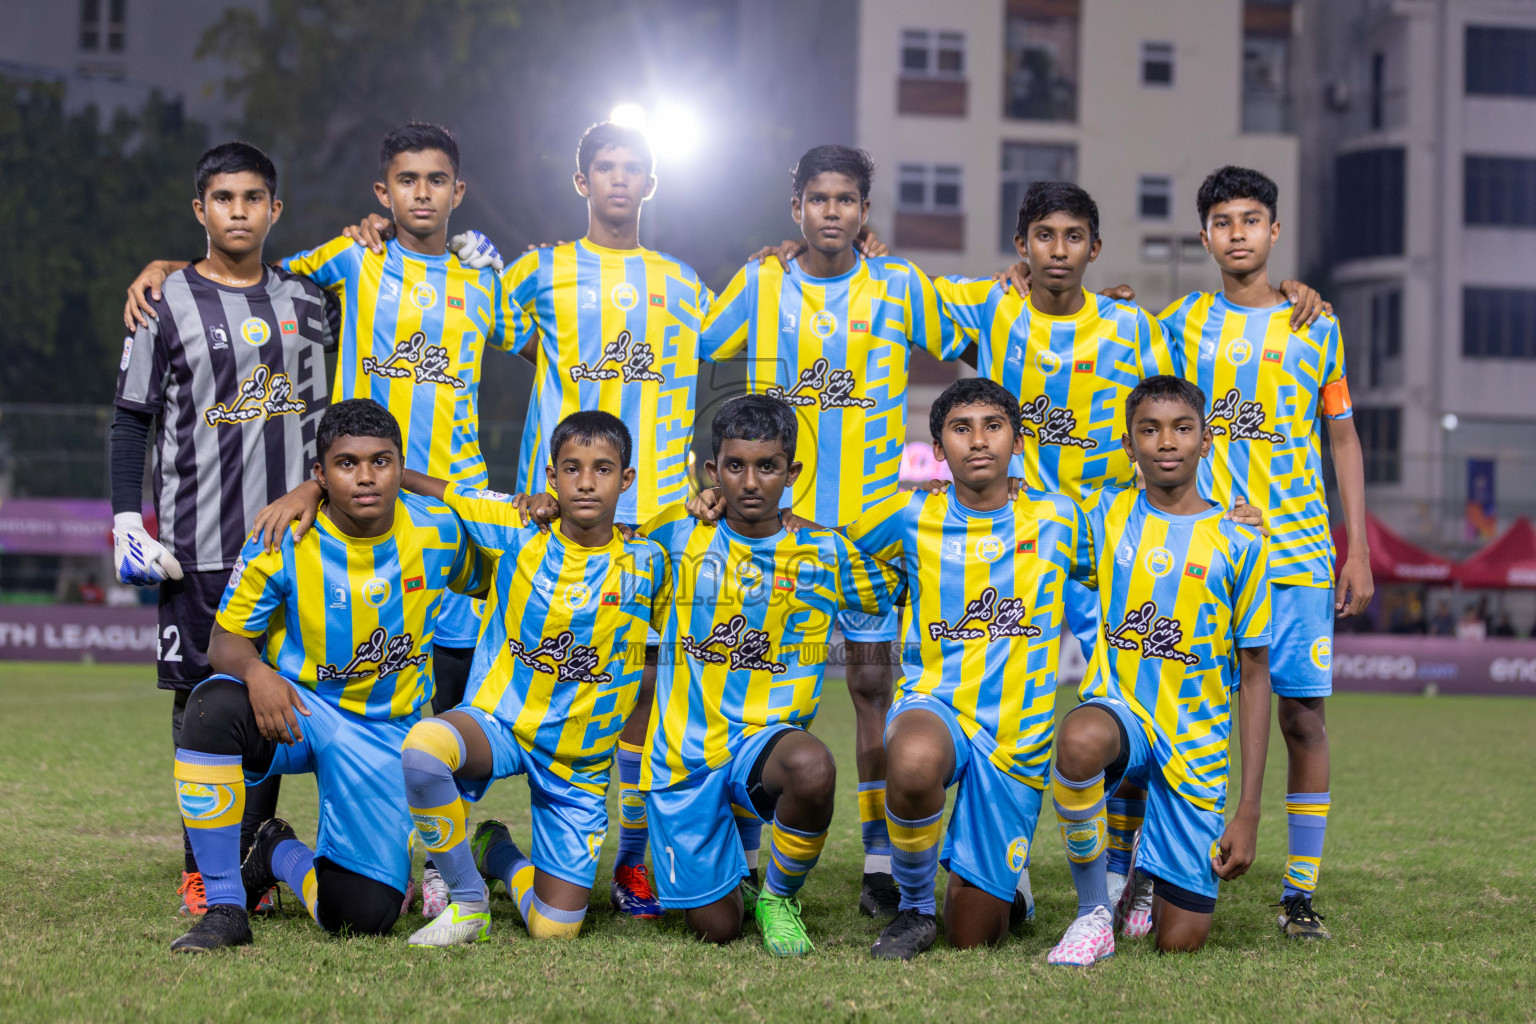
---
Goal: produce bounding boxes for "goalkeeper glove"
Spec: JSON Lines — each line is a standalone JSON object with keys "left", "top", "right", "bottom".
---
{"left": 113, "top": 512, "right": 184, "bottom": 586}
{"left": 449, "top": 230, "right": 504, "bottom": 272}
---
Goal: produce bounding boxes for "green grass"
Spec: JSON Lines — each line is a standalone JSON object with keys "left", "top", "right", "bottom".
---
{"left": 1, "top": 663, "right": 1532, "bottom": 1023}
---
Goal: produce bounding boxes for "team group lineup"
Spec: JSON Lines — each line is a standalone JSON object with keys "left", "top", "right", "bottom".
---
{"left": 111, "top": 116, "right": 1373, "bottom": 965}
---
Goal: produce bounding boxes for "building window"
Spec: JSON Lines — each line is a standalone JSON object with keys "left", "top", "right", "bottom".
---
{"left": 79, "top": 0, "right": 125, "bottom": 52}
{"left": 1354, "top": 407, "right": 1401, "bottom": 484}
{"left": 1005, "top": 2, "right": 1080, "bottom": 122}
{"left": 1465, "top": 156, "right": 1536, "bottom": 228}
{"left": 1368, "top": 287, "right": 1402, "bottom": 387}
{"left": 1464, "top": 288, "right": 1536, "bottom": 359}
{"left": 1141, "top": 42, "right": 1174, "bottom": 86}
{"left": 999, "top": 142, "right": 1076, "bottom": 251}
{"left": 1334, "top": 148, "right": 1405, "bottom": 261}
{"left": 1138, "top": 175, "right": 1172, "bottom": 220}
{"left": 901, "top": 29, "right": 965, "bottom": 79}
{"left": 1466, "top": 25, "right": 1536, "bottom": 97}
{"left": 898, "top": 164, "right": 963, "bottom": 213}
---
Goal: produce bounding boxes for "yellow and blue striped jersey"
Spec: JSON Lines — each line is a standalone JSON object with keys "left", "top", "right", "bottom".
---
{"left": 503, "top": 241, "right": 711, "bottom": 525}
{"left": 938, "top": 280, "right": 1179, "bottom": 502}
{"left": 701, "top": 256, "right": 962, "bottom": 525}
{"left": 845, "top": 489, "right": 1095, "bottom": 788}
{"left": 1079, "top": 487, "right": 1270, "bottom": 812}
{"left": 638, "top": 507, "right": 902, "bottom": 790}
{"left": 1161, "top": 292, "right": 1352, "bottom": 587}
{"left": 282, "top": 237, "right": 522, "bottom": 488}
{"left": 216, "top": 493, "right": 486, "bottom": 720}
{"left": 443, "top": 484, "right": 670, "bottom": 791}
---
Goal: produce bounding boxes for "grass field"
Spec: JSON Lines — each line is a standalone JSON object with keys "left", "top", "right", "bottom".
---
{"left": 1, "top": 663, "right": 1533, "bottom": 1023}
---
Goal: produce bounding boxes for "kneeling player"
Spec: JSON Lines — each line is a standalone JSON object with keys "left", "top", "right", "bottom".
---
{"left": 394, "top": 411, "right": 669, "bottom": 945}
{"left": 168, "top": 399, "right": 485, "bottom": 952}
{"left": 840, "top": 378, "right": 1094, "bottom": 959}
{"left": 640, "top": 395, "right": 900, "bottom": 956}
{"left": 1047, "top": 376, "right": 1271, "bottom": 964}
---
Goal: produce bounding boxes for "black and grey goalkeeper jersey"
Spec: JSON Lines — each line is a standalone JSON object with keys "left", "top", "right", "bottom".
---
{"left": 114, "top": 263, "right": 335, "bottom": 572}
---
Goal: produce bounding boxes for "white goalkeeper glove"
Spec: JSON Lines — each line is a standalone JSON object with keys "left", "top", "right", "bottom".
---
{"left": 449, "top": 230, "right": 504, "bottom": 272}
{"left": 112, "top": 511, "right": 183, "bottom": 586}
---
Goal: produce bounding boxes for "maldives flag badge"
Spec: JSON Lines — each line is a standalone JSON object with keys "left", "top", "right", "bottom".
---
{"left": 404, "top": 576, "right": 424, "bottom": 592}
{"left": 1074, "top": 359, "right": 1094, "bottom": 373}
{"left": 851, "top": 320, "right": 870, "bottom": 332}
{"left": 279, "top": 320, "right": 297, "bottom": 335}
{"left": 1184, "top": 562, "right": 1207, "bottom": 580}
{"left": 649, "top": 293, "right": 665, "bottom": 307}
{"left": 1016, "top": 539, "right": 1036, "bottom": 554}
{"left": 602, "top": 591, "right": 620, "bottom": 605}
{"left": 448, "top": 296, "right": 464, "bottom": 309}
{"left": 775, "top": 577, "right": 794, "bottom": 591}
{"left": 1262, "top": 349, "right": 1283, "bottom": 364}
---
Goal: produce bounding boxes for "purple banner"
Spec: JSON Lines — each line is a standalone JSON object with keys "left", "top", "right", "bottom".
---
{"left": 0, "top": 604, "right": 159, "bottom": 662}
{"left": 1331, "top": 634, "right": 1536, "bottom": 696}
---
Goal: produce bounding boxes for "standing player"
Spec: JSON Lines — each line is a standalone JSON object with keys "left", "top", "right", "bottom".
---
{"left": 390, "top": 411, "right": 671, "bottom": 946}
{"left": 126, "top": 124, "right": 523, "bottom": 916}
{"left": 1160, "top": 166, "right": 1372, "bottom": 939}
{"left": 1047, "top": 376, "right": 1271, "bottom": 964}
{"left": 842, "top": 378, "right": 1094, "bottom": 960}
{"left": 111, "top": 142, "right": 332, "bottom": 916}
{"left": 167, "top": 399, "right": 485, "bottom": 952}
{"left": 697, "top": 146, "right": 960, "bottom": 917}
{"left": 641, "top": 395, "right": 901, "bottom": 956}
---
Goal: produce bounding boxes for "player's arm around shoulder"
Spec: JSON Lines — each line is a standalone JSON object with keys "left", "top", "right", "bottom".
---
{"left": 280, "top": 234, "right": 363, "bottom": 285}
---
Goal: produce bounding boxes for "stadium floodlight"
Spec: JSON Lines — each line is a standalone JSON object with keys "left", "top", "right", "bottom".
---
{"left": 607, "top": 101, "right": 702, "bottom": 162}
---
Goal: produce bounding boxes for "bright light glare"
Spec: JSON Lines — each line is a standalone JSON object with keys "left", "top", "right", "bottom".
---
{"left": 607, "top": 101, "right": 702, "bottom": 161}
{"left": 608, "top": 103, "right": 648, "bottom": 130}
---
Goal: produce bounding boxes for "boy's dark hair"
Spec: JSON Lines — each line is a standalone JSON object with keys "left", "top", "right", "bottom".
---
{"left": 1016, "top": 180, "right": 1099, "bottom": 243}
{"left": 710, "top": 394, "right": 797, "bottom": 461}
{"left": 791, "top": 145, "right": 875, "bottom": 200}
{"left": 549, "top": 410, "right": 633, "bottom": 469}
{"left": 929, "top": 377, "right": 1022, "bottom": 441}
{"left": 1196, "top": 165, "right": 1278, "bottom": 226}
{"left": 316, "top": 398, "right": 402, "bottom": 460}
{"left": 1124, "top": 375, "right": 1208, "bottom": 429}
{"left": 379, "top": 122, "right": 460, "bottom": 179}
{"left": 576, "top": 121, "right": 655, "bottom": 178}
{"left": 195, "top": 142, "right": 277, "bottom": 202}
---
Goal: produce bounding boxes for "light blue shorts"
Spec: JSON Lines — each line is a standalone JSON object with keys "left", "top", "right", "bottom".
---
{"left": 245, "top": 677, "right": 415, "bottom": 893}
{"left": 1269, "top": 584, "right": 1335, "bottom": 698}
{"left": 643, "top": 724, "right": 796, "bottom": 909}
{"left": 1082, "top": 696, "right": 1225, "bottom": 901}
{"left": 432, "top": 591, "right": 483, "bottom": 648}
{"left": 887, "top": 693, "right": 1043, "bottom": 902}
{"left": 838, "top": 606, "right": 902, "bottom": 644}
{"left": 451, "top": 705, "right": 610, "bottom": 889}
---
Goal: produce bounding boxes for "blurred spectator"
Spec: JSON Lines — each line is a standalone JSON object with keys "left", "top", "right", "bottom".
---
{"left": 1430, "top": 601, "right": 1455, "bottom": 636}
{"left": 1491, "top": 612, "right": 1518, "bottom": 638}
{"left": 1457, "top": 606, "right": 1487, "bottom": 641}
{"left": 78, "top": 575, "right": 104, "bottom": 604}
{"left": 1389, "top": 591, "right": 1428, "bottom": 634}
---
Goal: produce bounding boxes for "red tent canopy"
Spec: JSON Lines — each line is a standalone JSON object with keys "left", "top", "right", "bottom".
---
{"left": 1333, "top": 512, "right": 1456, "bottom": 584}
{"left": 1453, "top": 517, "right": 1536, "bottom": 588}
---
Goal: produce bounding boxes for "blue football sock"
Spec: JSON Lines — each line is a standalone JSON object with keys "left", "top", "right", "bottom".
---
{"left": 1283, "top": 791, "right": 1330, "bottom": 898}
{"left": 615, "top": 742, "right": 647, "bottom": 869}
{"left": 1105, "top": 793, "right": 1145, "bottom": 876}
{"left": 888, "top": 808, "right": 943, "bottom": 915}
{"left": 173, "top": 749, "right": 245, "bottom": 908}
{"left": 271, "top": 836, "right": 319, "bottom": 921}
{"left": 401, "top": 719, "right": 483, "bottom": 905}
{"left": 1053, "top": 767, "right": 1109, "bottom": 916}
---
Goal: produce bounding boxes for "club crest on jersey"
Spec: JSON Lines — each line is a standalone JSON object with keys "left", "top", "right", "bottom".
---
{"left": 119, "top": 336, "right": 134, "bottom": 370}
{"left": 239, "top": 317, "right": 271, "bottom": 346}
{"left": 765, "top": 357, "right": 874, "bottom": 410}
{"left": 177, "top": 781, "right": 238, "bottom": 822}
{"left": 736, "top": 560, "right": 764, "bottom": 589}
{"left": 315, "top": 626, "right": 428, "bottom": 681}
{"left": 411, "top": 813, "right": 456, "bottom": 849}
{"left": 809, "top": 309, "right": 838, "bottom": 339}
{"left": 204, "top": 365, "right": 307, "bottom": 427}
{"left": 975, "top": 536, "right": 1004, "bottom": 563}
{"left": 1310, "top": 636, "right": 1332, "bottom": 670}
{"left": 1019, "top": 395, "right": 1094, "bottom": 449}
{"left": 1007, "top": 836, "right": 1030, "bottom": 872}
{"left": 361, "top": 331, "right": 467, "bottom": 389}
{"left": 410, "top": 281, "right": 437, "bottom": 309}
{"left": 1035, "top": 350, "right": 1062, "bottom": 375}
{"left": 681, "top": 614, "right": 787, "bottom": 674}
{"left": 610, "top": 282, "right": 639, "bottom": 311}
{"left": 569, "top": 329, "right": 664, "bottom": 383}
{"left": 1209, "top": 388, "right": 1284, "bottom": 444}
{"left": 1103, "top": 600, "right": 1199, "bottom": 665}
{"left": 1225, "top": 338, "right": 1254, "bottom": 365}
{"left": 506, "top": 630, "right": 614, "bottom": 684}
{"left": 1143, "top": 547, "right": 1175, "bottom": 578}
{"left": 362, "top": 577, "right": 391, "bottom": 608}
{"left": 564, "top": 582, "right": 592, "bottom": 609}
{"left": 927, "top": 586, "right": 1042, "bottom": 642}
